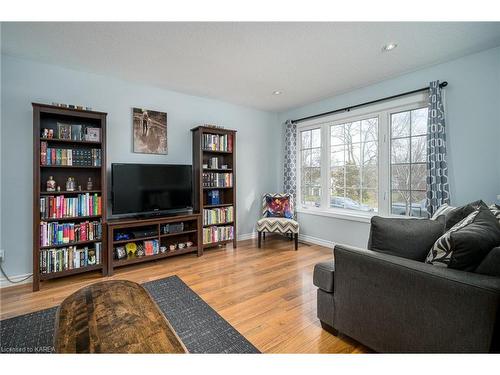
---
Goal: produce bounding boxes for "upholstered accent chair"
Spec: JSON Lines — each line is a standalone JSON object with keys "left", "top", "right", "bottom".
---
{"left": 256, "top": 193, "right": 299, "bottom": 250}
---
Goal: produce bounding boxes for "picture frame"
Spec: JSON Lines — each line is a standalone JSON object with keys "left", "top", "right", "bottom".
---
{"left": 132, "top": 107, "right": 168, "bottom": 154}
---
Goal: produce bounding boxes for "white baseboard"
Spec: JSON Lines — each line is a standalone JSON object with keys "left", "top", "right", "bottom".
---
{"left": 237, "top": 232, "right": 257, "bottom": 241}
{"left": 299, "top": 234, "right": 335, "bottom": 249}
{"left": 0, "top": 272, "right": 32, "bottom": 289}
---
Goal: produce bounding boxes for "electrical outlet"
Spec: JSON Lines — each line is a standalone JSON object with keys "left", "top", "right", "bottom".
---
{"left": 0, "top": 249, "right": 4, "bottom": 262}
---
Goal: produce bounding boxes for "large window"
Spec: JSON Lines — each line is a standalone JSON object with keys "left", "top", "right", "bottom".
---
{"left": 297, "top": 93, "right": 429, "bottom": 218}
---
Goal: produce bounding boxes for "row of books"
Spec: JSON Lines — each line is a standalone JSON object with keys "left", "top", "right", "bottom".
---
{"left": 40, "top": 220, "right": 102, "bottom": 247}
{"left": 203, "top": 206, "right": 234, "bottom": 226}
{"left": 202, "top": 133, "right": 233, "bottom": 152}
{"left": 202, "top": 172, "right": 233, "bottom": 188}
{"left": 39, "top": 243, "right": 102, "bottom": 274}
{"left": 144, "top": 240, "right": 160, "bottom": 256}
{"left": 40, "top": 193, "right": 102, "bottom": 219}
{"left": 41, "top": 142, "right": 102, "bottom": 166}
{"left": 203, "top": 225, "right": 234, "bottom": 244}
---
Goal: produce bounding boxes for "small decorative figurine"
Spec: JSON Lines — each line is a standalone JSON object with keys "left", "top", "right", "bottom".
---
{"left": 78, "top": 185, "right": 82, "bottom": 191}
{"left": 186, "top": 241, "right": 193, "bottom": 248}
{"left": 66, "top": 177, "right": 75, "bottom": 192}
{"left": 169, "top": 244, "right": 177, "bottom": 252}
{"left": 46, "top": 176, "right": 56, "bottom": 192}
{"left": 178, "top": 243, "right": 186, "bottom": 249}
{"left": 48, "top": 129, "right": 54, "bottom": 139}
{"left": 57, "top": 186, "right": 61, "bottom": 192}
{"left": 86, "top": 177, "right": 93, "bottom": 191}
{"left": 160, "top": 246, "right": 167, "bottom": 253}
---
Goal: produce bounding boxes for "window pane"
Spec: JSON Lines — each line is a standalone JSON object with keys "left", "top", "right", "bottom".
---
{"left": 331, "top": 145, "right": 344, "bottom": 166}
{"left": 345, "top": 188, "right": 361, "bottom": 209}
{"left": 330, "top": 187, "right": 346, "bottom": 208}
{"left": 331, "top": 124, "right": 344, "bottom": 146}
{"left": 330, "top": 166, "right": 344, "bottom": 187}
{"left": 411, "top": 164, "right": 427, "bottom": 190}
{"left": 345, "top": 165, "right": 360, "bottom": 188}
{"left": 310, "top": 167, "right": 321, "bottom": 185}
{"left": 345, "top": 121, "right": 361, "bottom": 144}
{"left": 391, "top": 111, "right": 410, "bottom": 138}
{"left": 411, "top": 108, "right": 428, "bottom": 136}
{"left": 391, "top": 138, "right": 410, "bottom": 164}
{"left": 391, "top": 190, "right": 411, "bottom": 216}
{"left": 391, "top": 164, "right": 410, "bottom": 190}
{"left": 411, "top": 191, "right": 428, "bottom": 217}
{"left": 302, "top": 149, "right": 311, "bottom": 166}
{"left": 361, "top": 118, "right": 378, "bottom": 143}
{"left": 411, "top": 136, "right": 427, "bottom": 163}
{"left": 311, "top": 148, "right": 321, "bottom": 167}
{"left": 311, "top": 128, "right": 321, "bottom": 148}
{"left": 301, "top": 130, "right": 311, "bottom": 149}
{"left": 360, "top": 189, "right": 377, "bottom": 212}
{"left": 302, "top": 185, "right": 321, "bottom": 207}
{"left": 362, "top": 164, "right": 378, "bottom": 189}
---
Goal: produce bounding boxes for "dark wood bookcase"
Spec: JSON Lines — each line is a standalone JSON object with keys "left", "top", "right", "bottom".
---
{"left": 32, "top": 103, "right": 107, "bottom": 291}
{"left": 191, "top": 126, "right": 237, "bottom": 249}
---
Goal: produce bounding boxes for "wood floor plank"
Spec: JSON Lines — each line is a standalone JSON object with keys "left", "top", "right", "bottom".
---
{"left": 0, "top": 235, "right": 368, "bottom": 353}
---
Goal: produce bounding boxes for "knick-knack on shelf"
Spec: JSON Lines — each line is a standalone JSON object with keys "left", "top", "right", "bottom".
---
{"left": 46, "top": 176, "right": 56, "bottom": 192}
{"left": 66, "top": 177, "right": 76, "bottom": 192}
{"left": 87, "top": 177, "right": 93, "bottom": 191}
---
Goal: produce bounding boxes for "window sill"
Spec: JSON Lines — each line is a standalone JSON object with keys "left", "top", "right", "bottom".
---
{"left": 296, "top": 207, "right": 374, "bottom": 223}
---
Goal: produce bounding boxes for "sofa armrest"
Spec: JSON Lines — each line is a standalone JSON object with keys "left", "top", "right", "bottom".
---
{"left": 332, "top": 244, "right": 500, "bottom": 353}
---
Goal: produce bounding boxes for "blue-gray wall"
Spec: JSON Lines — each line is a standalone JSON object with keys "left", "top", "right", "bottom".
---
{"left": 0, "top": 54, "right": 280, "bottom": 277}
{"left": 278, "top": 46, "right": 500, "bottom": 247}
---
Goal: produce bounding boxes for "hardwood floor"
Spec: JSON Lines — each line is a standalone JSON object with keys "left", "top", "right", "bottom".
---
{"left": 0, "top": 235, "right": 369, "bottom": 353}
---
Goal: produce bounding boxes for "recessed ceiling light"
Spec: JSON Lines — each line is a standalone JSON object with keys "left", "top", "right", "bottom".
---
{"left": 382, "top": 43, "right": 398, "bottom": 52}
{"left": 272, "top": 90, "right": 283, "bottom": 95}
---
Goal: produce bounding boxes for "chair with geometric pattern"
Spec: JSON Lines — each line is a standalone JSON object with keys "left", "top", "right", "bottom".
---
{"left": 256, "top": 193, "right": 299, "bottom": 250}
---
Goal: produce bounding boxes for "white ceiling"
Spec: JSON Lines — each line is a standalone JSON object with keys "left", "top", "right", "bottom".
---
{"left": 2, "top": 22, "right": 500, "bottom": 112}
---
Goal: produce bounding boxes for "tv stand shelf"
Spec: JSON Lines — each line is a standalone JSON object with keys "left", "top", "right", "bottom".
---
{"left": 106, "top": 213, "right": 202, "bottom": 275}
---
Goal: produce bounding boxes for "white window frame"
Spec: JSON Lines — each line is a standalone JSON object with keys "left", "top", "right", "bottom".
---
{"left": 296, "top": 92, "right": 428, "bottom": 222}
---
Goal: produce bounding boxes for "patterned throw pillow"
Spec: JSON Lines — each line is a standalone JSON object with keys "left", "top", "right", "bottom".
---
{"left": 426, "top": 207, "right": 500, "bottom": 270}
{"left": 264, "top": 196, "right": 293, "bottom": 219}
{"left": 431, "top": 203, "right": 455, "bottom": 219}
{"left": 489, "top": 204, "right": 500, "bottom": 223}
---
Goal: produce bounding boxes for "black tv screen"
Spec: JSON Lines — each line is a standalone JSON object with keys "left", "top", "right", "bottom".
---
{"left": 112, "top": 163, "right": 193, "bottom": 216}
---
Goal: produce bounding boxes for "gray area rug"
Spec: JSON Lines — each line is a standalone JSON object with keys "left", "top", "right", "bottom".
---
{"left": 0, "top": 275, "right": 259, "bottom": 354}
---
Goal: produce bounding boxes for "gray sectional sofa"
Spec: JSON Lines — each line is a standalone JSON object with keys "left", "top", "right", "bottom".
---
{"left": 313, "top": 210, "right": 500, "bottom": 353}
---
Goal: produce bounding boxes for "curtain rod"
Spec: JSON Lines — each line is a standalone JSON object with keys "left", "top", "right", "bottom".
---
{"left": 291, "top": 81, "right": 448, "bottom": 124}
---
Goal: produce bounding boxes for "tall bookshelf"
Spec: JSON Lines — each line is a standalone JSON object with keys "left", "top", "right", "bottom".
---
{"left": 191, "top": 126, "right": 237, "bottom": 249}
{"left": 32, "top": 103, "right": 107, "bottom": 291}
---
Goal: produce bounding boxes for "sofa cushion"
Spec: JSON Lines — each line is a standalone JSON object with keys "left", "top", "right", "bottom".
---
{"left": 426, "top": 207, "right": 500, "bottom": 270}
{"left": 475, "top": 247, "right": 500, "bottom": 277}
{"left": 489, "top": 204, "right": 500, "bottom": 224}
{"left": 313, "top": 260, "right": 335, "bottom": 292}
{"left": 368, "top": 215, "right": 445, "bottom": 261}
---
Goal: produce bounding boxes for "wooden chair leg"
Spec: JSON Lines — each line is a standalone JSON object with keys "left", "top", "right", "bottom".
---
{"left": 263, "top": 232, "right": 266, "bottom": 240}
{"left": 258, "top": 231, "right": 262, "bottom": 248}
{"left": 294, "top": 233, "right": 298, "bottom": 250}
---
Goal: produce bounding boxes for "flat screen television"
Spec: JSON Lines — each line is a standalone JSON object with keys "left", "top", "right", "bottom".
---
{"left": 111, "top": 163, "right": 193, "bottom": 217}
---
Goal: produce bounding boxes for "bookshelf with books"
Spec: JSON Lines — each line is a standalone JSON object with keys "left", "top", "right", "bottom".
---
{"left": 32, "top": 103, "right": 107, "bottom": 291}
{"left": 192, "top": 126, "right": 237, "bottom": 249}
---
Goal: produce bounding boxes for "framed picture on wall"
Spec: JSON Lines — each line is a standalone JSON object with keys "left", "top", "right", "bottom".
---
{"left": 132, "top": 107, "right": 168, "bottom": 154}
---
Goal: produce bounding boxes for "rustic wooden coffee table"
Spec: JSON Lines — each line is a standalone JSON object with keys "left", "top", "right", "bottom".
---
{"left": 54, "top": 280, "right": 187, "bottom": 353}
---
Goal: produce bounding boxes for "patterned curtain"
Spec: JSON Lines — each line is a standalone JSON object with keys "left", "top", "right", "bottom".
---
{"left": 283, "top": 120, "right": 297, "bottom": 202}
{"left": 426, "top": 80, "right": 450, "bottom": 216}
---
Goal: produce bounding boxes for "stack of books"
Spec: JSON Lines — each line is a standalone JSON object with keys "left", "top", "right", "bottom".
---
{"left": 202, "top": 172, "right": 233, "bottom": 188}
{"left": 40, "top": 243, "right": 102, "bottom": 274}
{"left": 203, "top": 206, "right": 234, "bottom": 226}
{"left": 39, "top": 220, "right": 102, "bottom": 247}
{"left": 202, "top": 225, "right": 234, "bottom": 244}
{"left": 40, "top": 193, "right": 102, "bottom": 219}
{"left": 41, "top": 142, "right": 102, "bottom": 166}
{"left": 144, "top": 239, "right": 160, "bottom": 256}
{"left": 202, "top": 133, "right": 233, "bottom": 152}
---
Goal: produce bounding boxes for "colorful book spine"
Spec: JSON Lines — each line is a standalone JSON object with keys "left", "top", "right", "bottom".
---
{"left": 202, "top": 225, "right": 234, "bottom": 244}
{"left": 40, "top": 194, "right": 102, "bottom": 219}
{"left": 203, "top": 206, "right": 234, "bottom": 226}
{"left": 39, "top": 243, "right": 101, "bottom": 274}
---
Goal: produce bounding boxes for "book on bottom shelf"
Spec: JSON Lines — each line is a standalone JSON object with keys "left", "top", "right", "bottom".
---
{"left": 203, "top": 225, "right": 234, "bottom": 244}
{"left": 40, "top": 242, "right": 101, "bottom": 274}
